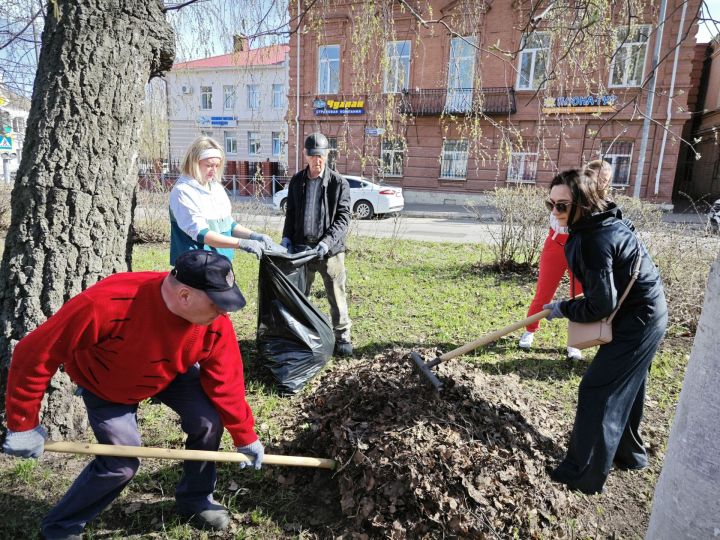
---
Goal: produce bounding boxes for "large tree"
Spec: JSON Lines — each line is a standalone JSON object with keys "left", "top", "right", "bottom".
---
{"left": 0, "top": 0, "right": 174, "bottom": 438}
{"left": 645, "top": 252, "right": 720, "bottom": 538}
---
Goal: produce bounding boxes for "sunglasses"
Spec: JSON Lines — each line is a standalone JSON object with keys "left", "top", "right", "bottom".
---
{"left": 545, "top": 200, "right": 572, "bottom": 213}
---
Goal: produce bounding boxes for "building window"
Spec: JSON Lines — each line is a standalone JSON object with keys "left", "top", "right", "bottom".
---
{"left": 440, "top": 139, "right": 469, "bottom": 179}
{"left": 609, "top": 25, "right": 650, "bottom": 87}
{"left": 247, "top": 84, "right": 260, "bottom": 110}
{"left": 327, "top": 137, "right": 338, "bottom": 169}
{"left": 381, "top": 139, "right": 405, "bottom": 177}
{"left": 384, "top": 40, "right": 411, "bottom": 93}
{"left": 224, "top": 132, "right": 237, "bottom": 155}
{"left": 446, "top": 36, "right": 477, "bottom": 113}
{"left": 517, "top": 32, "right": 550, "bottom": 90}
{"left": 272, "top": 84, "right": 284, "bottom": 108}
{"left": 318, "top": 45, "right": 340, "bottom": 94}
{"left": 200, "top": 86, "right": 213, "bottom": 110}
{"left": 248, "top": 131, "right": 261, "bottom": 156}
{"left": 223, "top": 85, "right": 236, "bottom": 110}
{"left": 507, "top": 152, "right": 538, "bottom": 183}
{"left": 272, "top": 132, "right": 282, "bottom": 156}
{"left": 601, "top": 141, "right": 634, "bottom": 185}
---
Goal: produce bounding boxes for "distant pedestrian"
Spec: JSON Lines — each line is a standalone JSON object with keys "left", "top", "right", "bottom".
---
{"left": 280, "top": 132, "right": 353, "bottom": 357}
{"left": 543, "top": 169, "right": 667, "bottom": 495}
{"left": 2, "top": 250, "right": 265, "bottom": 537}
{"left": 169, "top": 136, "right": 276, "bottom": 264}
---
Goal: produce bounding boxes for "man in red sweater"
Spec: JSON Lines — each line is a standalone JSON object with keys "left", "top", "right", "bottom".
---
{"left": 2, "top": 250, "right": 264, "bottom": 539}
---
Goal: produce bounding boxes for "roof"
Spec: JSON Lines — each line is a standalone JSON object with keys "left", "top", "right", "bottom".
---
{"left": 173, "top": 44, "right": 289, "bottom": 70}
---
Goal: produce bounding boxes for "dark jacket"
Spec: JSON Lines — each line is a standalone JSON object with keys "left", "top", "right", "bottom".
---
{"left": 560, "top": 203, "right": 665, "bottom": 323}
{"left": 281, "top": 165, "right": 351, "bottom": 256}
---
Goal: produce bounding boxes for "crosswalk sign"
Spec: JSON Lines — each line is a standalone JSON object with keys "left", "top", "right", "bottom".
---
{"left": 0, "top": 135, "right": 12, "bottom": 150}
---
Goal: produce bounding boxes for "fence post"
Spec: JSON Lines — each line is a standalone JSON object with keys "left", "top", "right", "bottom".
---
{"left": 232, "top": 175, "right": 237, "bottom": 196}
{"left": 272, "top": 174, "right": 276, "bottom": 197}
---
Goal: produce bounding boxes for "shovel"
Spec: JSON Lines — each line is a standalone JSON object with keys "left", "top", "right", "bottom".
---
{"left": 44, "top": 440, "right": 336, "bottom": 470}
{"left": 410, "top": 309, "right": 551, "bottom": 391}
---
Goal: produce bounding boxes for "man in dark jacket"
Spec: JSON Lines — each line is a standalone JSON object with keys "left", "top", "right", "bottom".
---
{"left": 280, "top": 132, "right": 353, "bottom": 356}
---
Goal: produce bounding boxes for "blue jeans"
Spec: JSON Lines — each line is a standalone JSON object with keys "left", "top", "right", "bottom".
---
{"left": 41, "top": 365, "right": 223, "bottom": 538}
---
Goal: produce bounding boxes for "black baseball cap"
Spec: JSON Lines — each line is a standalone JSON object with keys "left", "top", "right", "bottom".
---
{"left": 304, "top": 132, "right": 329, "bottom": 156}
{"left": 171, "top": 250, "right": 246, "bottom": 311}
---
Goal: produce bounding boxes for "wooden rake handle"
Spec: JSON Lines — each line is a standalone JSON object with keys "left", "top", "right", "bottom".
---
{"left": 438, "top": 309, "right": 551, "bottom": 362}
{"left": 44, "top": 441, "right": 336, "bottom": 470}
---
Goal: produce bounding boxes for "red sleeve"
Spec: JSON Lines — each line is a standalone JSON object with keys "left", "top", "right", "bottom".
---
{"left": 5, "top": 294, "right": 99, "bottom": 431}
{"left": 198, "top": 317, "right": 257, "bottom": 447}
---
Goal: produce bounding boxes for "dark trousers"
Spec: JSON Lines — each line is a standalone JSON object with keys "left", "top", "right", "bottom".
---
{"left": 41, "top": 366, "right": 223, "bottom": 538}
{"left": 552, "top": 298, "right": 668, "bottom": 494}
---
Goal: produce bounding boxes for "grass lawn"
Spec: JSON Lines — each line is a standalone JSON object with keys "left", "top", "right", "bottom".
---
{"left": 0, "top": 235, "right": 694, "bottom": 539}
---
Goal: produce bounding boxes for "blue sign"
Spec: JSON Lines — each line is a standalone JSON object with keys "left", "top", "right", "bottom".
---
{"left": 365, "top": 127, "right": 385, "bottom": 136}
{"left": 0, "top": 135, "right": 12, "bottom": 150}
{"left": 198, "top": 116, "right": 237, "bottom": 127}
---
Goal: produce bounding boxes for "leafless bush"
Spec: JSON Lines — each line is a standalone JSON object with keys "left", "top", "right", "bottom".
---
{"left": 0, "top": 182, "right": 11, "bottom": 231}
{"left": 133, "top": 176, "right": 171, "bottom": 244}
{"left": 467, "top": 185, "right": 547, "bottom": 270}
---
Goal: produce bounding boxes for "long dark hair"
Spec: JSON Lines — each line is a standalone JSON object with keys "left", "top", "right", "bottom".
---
{"left": 549, "top": 169, "right": 608, "bottom": 223}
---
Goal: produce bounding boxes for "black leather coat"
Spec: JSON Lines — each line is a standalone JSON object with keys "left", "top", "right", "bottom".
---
{"left": 281, "top": 165, "right": 351, "bottom": 256}
{"left": 560, "top": 203, "right": 665, "bottom": 323}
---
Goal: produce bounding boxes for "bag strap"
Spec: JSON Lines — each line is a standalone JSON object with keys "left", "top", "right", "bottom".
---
{"left": 607, "top": 251, "right": 642, "bottom": 324}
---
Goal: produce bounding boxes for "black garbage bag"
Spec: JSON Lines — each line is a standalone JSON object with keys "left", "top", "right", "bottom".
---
{"left": 256, "top": 249, "right": 335, "bottom": 395}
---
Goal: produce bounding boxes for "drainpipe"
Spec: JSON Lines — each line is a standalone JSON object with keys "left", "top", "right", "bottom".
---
{"left": 654, "top": 0, "right": 688, "bottom": 196}
{"left": 633, "top": 0, "right": 668, "bottom": 198}
{"left": 295, "top": 0, "right": 301, "bottom": 172}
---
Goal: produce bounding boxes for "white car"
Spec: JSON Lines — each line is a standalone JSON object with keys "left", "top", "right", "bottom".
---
{"left": 272, "top": 174, "right": 404, "bottom": 219}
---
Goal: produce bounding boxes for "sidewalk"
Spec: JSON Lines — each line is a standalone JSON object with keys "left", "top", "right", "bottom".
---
{"left": 233, "top": 195, "right": 707, "bottom": 225}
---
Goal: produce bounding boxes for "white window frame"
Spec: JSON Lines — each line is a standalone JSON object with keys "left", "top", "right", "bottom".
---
{"left": 381, "top": 139, "right": 405, "bottom": 177}
{"left": 609, "top": 25, "right": 650, "bottom": 88}
{"left": 248, "top": 131, "right": 261, "bottom": 157}
{"left": 247, "top": 84, "right": 260, "bottom": 110}
{"left": 271, "top": 132, "right": 282, "bottom": 156}
{"left": 601, "top": 141, "right": 634, "bottom": 186}
{"left": 224, "top": 132, "right": 237, "bottom": 155}
{"left": 446, "top": 36, "right": 477, "bottom": 113}
{"left": 200, "top": 86, "right": 213, "bottom": 110}
{"left": 272, "top": 84, "right": 284, "bottom": 109}
{"left": 384, "top": 40, "right": 411, "bottom": 93}
{"left": 506, "top": 152, "right": 538, "bottom": 183}
{"left": 223, "top": 85, "right": 236, "bottom": 111}
{"left": 516, "top": 32, "right": 551, "bottom": 90}
{"left": 439, "top": 139, "right": 469, "bottom": 180}
{"left": 318, "top": 45, "right": 340, "bottom": 95}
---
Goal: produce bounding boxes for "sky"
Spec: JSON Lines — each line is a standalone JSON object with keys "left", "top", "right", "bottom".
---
{"left": 697, "top": 0, "right": 720, "bottom": 42}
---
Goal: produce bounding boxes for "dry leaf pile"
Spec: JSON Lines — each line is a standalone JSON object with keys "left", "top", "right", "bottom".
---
{"left": 281, "top": 350, "right": 581, "bottom": 538}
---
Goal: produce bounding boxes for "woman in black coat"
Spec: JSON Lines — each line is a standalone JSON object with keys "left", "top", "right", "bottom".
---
{"left": 543, "top": 169, "right": 668, "bottom": 494}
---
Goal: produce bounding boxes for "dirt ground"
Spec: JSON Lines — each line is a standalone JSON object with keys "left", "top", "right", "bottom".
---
{"left": 0, "top": 348, "right": 670, "bottom": 539}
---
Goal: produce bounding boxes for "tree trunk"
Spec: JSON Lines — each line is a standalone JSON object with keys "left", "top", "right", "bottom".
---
{"left": 0, "top": 0, "right": 174, "bottom": 440}
{"left": 646, "top": 252, "right": 720, "bottom": 538}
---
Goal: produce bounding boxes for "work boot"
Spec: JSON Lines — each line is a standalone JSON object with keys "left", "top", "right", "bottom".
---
{"left": 518, "top": 331, "right": 534, "bottom": 350}
{"left": 179, "top": 503, "right": 231, "bottom": 531}
{"left": 334, "top": 341, "right": 353, "bottom": 357}
{"left": 566, "top": 347, "right": 583, "bottom": 361}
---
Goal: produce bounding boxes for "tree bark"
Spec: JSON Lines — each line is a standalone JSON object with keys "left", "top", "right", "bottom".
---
{"left": 646, "top": 252, "right": 720, "bottom": 538}
{"left": 0, "top": 0, "right": 174, "bottom": 439}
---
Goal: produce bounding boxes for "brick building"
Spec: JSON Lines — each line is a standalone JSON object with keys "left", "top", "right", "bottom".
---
{"left": 287, "top": 0, "right": 700, "bottom": 204}
{"left": 166, "top": 38, "right": 289, "bottom": 194}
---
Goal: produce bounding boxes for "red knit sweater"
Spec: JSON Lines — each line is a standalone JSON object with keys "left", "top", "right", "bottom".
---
{"left": 5, "top": 272, "right": 257, "bottom": 447}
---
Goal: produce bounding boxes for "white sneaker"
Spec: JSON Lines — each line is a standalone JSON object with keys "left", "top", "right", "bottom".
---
{"left": 518, "top": 331, "right": 535, "bottom": 349}
{"left": 567, "top": 347, "right": 583, "bottom": 360}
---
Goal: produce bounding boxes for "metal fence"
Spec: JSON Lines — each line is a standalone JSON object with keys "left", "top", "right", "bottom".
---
{"left": 137, "top": 173, "right": 291, "bottom": 197}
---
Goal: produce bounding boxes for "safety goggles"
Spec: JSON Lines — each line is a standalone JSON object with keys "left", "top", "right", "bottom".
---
{"left": 545, "top": 199, "right": 572, "bottom": 213}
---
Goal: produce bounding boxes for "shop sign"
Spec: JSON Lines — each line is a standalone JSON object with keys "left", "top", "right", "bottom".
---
{"left": 542, "top": 95, "right": 617, "bottom": 114}
{"left": 197, "top": 116, "right": 237, "bottom": 127}
{"left": 365, "top": 127, "right": 385, "bottom": 136}
{"left": 314, "top": 98, "right": 365, "bottom": 115}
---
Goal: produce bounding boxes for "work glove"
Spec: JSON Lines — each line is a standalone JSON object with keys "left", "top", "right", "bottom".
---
{"left": 237, "top": 239, "right": 263, "bottom": 260}
{"left": 2, "top": 426, "right": 47, "bottom": 458}
{"left": 316, "top": 241, "right": 329, "bottom": 258}
{"left": 543, "top": 301, "right": 565, "bottom": 321}
{"left": 249, "top": 232, "right": 274, "bottom": 250}
{"left": 236, "top": 439, "right": 265, "bottom": 470}
{"left": 280, "top": 237, "right": 293, "bottom": 252}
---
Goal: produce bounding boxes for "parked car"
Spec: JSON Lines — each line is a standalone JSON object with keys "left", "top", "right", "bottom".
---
{"left": 272, "top": 175, "right": 404, "bottom": 219}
